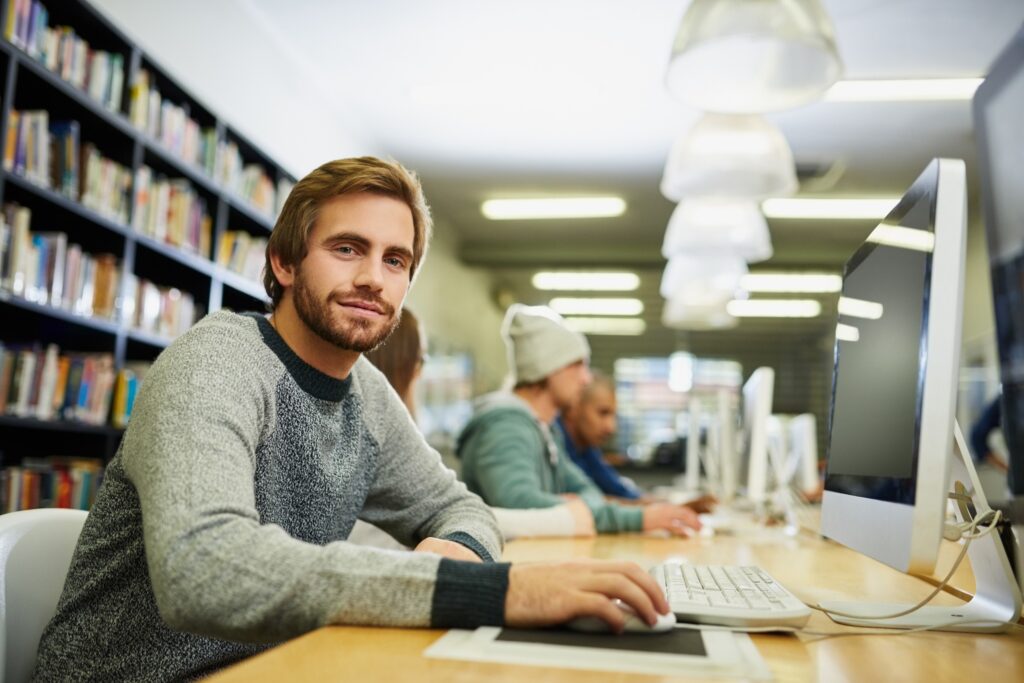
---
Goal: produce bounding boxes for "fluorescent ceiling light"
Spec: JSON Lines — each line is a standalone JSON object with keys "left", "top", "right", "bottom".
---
{"left": 824, "top": 78, "right": 983, "bottom": 102}
{"left": 838, "top": 296, "right": 883, "bottom": 320}
{"left": 866, "top": 224, "right": 935, "bottom": 252}
{"left": 532, "top": 271, "right": 640, "bottom": 291}
{"left": 726, "top": 299, "right": 822, "bottom": 318}
{"left": 836, "top": 323, "right": 860, "bottom": 342}
{"left": 740, "top": 272, "right": 842, "bottom": 293}
{"left": 549, "top": 297, "right": 644, "bottom": 316}
{"left": 762, "top": 197, "right": 900, "bottom": 219}
{"left": 563, "top": 317, "right": 646, "bottom": 336}
{"left": 482, "top": 197, "right": 626, "bottom": 220}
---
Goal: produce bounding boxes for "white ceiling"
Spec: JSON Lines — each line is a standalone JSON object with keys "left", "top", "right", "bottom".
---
{"left": 241, "top": 0, "right": 1024, "bottom": 271}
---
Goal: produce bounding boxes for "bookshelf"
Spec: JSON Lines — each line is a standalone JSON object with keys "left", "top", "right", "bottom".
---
{"left": 0, "top": 0, "right": 293, "bottom": 481}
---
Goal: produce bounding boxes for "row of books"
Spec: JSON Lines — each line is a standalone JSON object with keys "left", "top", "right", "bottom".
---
{"left": 0, "top": 342, "right": 148, "bottom": 427}
{"left": 123, "top": 273, "right": 200, "bottom": 340}
{"left": 0, "top": 343, "right": 111, "bottom": 423}
{"left": 1, "top": 457, "right": 104, "bottom": 513}
{"left": 0, "top": 203, "right": 121, "bottom": 319}
{"left": 132, "top": 165, "right": 213, "bottom": 259}
{"left": 216, "top": 141, "right": 279, "bottom": 219}
{"left": 216, "top": 230, "right": 267, "bottom": 283}
{"left": 129, "top": 69, "right": 218, "bottom": 176}
{"left": 3, "top": 110, "right": 132, "bottom": 223}
{"left": 4, "top": 1, "right": 125, "bottom": 114}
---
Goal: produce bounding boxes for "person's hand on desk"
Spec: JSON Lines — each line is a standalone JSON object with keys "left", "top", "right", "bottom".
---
{"left": 504, "top": 560, "right": 670, "bottom": 631}
{"left": 413, "top": 537, "right": 483, "bottom": 562}
{"left": 683, "top": 494, "right": 717, "bottom": 514}
{"left": 642, "top": 503, "right": 702, "bottom": 535}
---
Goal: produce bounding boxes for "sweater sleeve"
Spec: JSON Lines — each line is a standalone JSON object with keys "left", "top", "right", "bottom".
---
{"left": 122, "top": 322, "right": 507, "bottom": 644}
{"left": 559, "top": 450, "right": 643, "bottom": 533}
{"left": 354, "top": 361, "right": 504, "bottom": 564}
{"left": 460, "top": 410, "right": 569, "bottom": 510}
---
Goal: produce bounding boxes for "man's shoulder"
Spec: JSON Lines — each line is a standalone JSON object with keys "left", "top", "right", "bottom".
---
{"left": 154, "top": 310, "right": 272, "bottom": 377}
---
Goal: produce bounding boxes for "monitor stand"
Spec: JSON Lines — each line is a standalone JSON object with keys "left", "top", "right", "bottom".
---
{"left": 819, "top": 420, "right": 1023, "bottom": 633}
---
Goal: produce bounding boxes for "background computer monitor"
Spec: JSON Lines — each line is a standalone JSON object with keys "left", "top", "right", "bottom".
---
{"left": 822, "top": 158, "right": 966, "bottom": 575}
{"left": 788, "top": 413, "right": 819, "bottom": 496}
{"left": 740, "top": 367, "right": 774, "bottom": 504}
{"left": 974, "top": 23, "right": 1024, "bottom": 497}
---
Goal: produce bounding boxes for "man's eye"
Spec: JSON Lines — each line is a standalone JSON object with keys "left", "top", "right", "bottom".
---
{"left": 386, "top": 257, "right": 407, "bottom": 268}
{"left": 336, "top": 245, "right": 355, "bottom": 254}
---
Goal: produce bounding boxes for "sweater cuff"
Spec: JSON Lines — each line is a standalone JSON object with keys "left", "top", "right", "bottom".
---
{"left": 623, "top": 506, "right": 644, "bottom": 532}
{"left": 430, "top": 558, "right": 511, "bottom": 628}
{"left": 442, "top": 531, "right": 494, "bottom": 562}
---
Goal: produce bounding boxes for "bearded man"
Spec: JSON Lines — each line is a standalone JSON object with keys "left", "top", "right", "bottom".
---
{"left": 33, "top": 158, "right": 671, "bottom": 682}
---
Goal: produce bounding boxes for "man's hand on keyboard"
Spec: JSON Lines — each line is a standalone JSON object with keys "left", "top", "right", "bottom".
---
{"left": 504, "top": 560, "right": 669, "bottom": 629}
{"left": 642, "top": 503, "right": 703, "bottom": 535}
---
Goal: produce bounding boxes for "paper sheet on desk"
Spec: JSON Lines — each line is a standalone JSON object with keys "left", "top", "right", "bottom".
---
{"left": 424, "top": 626, "right": 772, "bottom": 679}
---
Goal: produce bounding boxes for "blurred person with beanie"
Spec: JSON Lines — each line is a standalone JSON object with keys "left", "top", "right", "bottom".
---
{"left": 457, "top": 304, "right": 702, "bottom": 536}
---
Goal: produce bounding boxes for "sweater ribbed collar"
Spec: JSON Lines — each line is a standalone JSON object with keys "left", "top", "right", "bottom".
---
{"left": 246, "top": 313, "right": 352, "bottom": 402}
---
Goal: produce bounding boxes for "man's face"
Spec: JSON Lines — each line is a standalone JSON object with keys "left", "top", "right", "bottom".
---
{"left": 547, "top": 360, "right": 593, "bottom": 413}
{"left": 288, "top": 193, "right": 415, "bottom": 352}
{"left": 573, "top": 384, "right": 618, "bottom": 448}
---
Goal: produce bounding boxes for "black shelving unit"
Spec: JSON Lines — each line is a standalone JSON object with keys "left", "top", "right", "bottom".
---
{"left": 0, "top": 0, "right": 295, "bottom": 464}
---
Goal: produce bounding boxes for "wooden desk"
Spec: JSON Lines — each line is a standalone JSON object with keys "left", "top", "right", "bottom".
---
{"left": 205, "top": 527, "right": 1024, "bottom": 682}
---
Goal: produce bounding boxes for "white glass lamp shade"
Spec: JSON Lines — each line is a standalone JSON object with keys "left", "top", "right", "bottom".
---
{"left": 659, "top": 250, "right": 748, "bottom": 302}
{"left": 665, "top": 0, "right": 843, "bottom": 113}
{"left": 660, "top": 114, "right": 797, "bottom": 201}
{"left": 663, "top": 198, "right": 773, "bottom": 263}
{"left": 662, "top": 296, "right": 738, "bottom": 331}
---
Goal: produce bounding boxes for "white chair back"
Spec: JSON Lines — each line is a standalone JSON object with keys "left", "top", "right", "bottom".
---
{"left": 0, "top": 509, "right": 88, "bottom": 683}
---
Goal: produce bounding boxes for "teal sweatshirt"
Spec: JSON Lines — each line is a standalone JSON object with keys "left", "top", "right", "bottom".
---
{"left": 456, "top": 392, "right": 643, "bottom": 533}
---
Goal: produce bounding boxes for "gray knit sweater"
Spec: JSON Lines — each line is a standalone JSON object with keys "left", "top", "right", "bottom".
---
{"left": 32, "top": 311, "right": 509, "bottom": 682}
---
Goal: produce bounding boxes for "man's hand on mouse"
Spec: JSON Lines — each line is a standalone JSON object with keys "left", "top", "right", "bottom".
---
{"left": 503, "top": 559, "right": 670, "bottom": 632}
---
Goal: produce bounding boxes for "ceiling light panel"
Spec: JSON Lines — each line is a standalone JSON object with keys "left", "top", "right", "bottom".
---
{"left": 740, "top": 272, "right": 842, "bottom": 293}
{"left": 532, "top": 271, "right": 640, "bottom": 291}
{"left": 563, "top": 317, "right": 647, "bottom": 336}
{"left": 761, "top": 197, "right": 900, "bottom": 219}
{"left": 549, "top": 297, "right": 644, "bottom": 316}
{"left": 824, "top": 78, "right": 983, "bottom": 102}
{"left": 726, "top": 299, "right": 822, "bottom": 318}
{"left": 482, "top": 197, "right": 626, "bottom": 220}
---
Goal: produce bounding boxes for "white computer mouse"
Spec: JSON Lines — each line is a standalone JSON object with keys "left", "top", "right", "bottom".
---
{"left": 565, "top": 601, "right": 677, "bottom": 634}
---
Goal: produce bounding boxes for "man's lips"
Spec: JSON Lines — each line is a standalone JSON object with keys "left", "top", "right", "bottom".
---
{"left": 338, "top": 300, "right": 386, "bottom": 315}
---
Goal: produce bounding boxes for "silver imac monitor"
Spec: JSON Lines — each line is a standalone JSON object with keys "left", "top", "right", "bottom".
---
{"left": 820, "top": 159, "right": 1021, "bottom": 631}
{"left": 822, "top": 158, "right": 965, "bottom": 575}
{"left": 740, "top": 367, "right": 774, "bottom": 505}
{"left": 788, "top": 413, "right": 820, "bottom": 497}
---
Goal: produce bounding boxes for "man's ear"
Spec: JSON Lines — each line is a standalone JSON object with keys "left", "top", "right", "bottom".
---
{"left": 268, "top": 249, "right": 296, "bottom": 289}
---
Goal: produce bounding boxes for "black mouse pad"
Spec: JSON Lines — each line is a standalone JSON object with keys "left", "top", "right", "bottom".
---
{"left": 495, "top": 627, "right": 707, "bottom": 656}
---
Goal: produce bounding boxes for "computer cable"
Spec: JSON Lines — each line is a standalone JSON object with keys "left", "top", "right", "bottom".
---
{"left": 805, "top": 508, "right": 1002, "bottom": 622}
{"left": 656, "top": 508, "right": 1014, "bottom": 640}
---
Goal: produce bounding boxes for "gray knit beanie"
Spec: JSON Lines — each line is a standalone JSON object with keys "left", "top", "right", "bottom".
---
{"left": 502, "top": 304, "right": 591, "bottom": 383}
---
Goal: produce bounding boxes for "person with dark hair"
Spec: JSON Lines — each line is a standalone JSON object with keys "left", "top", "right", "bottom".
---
{"left": 33, "top": 158, "right": 668, "bottom": 682}
{"left": 557, "top": 372, "right": 644, "bottom": 500}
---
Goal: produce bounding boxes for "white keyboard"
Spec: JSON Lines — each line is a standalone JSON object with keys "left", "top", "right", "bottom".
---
{"left": 650, "top": 563, "right": 812, "bottom": 629}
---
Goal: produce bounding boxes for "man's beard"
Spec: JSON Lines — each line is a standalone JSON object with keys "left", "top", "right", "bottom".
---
{"left": 292, "top": 271, "right": 400, "bottom": 352}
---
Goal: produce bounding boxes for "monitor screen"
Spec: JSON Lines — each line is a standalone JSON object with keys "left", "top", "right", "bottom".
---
{"left": 974, "top": 25, "right": 1024, "bottom": 495}
{"left": 825, "top": 195, "right": 934, "bottom": 505}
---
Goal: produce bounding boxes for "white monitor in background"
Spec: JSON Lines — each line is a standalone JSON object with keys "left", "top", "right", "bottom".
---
{"left": 788, "top": 414, "right": 819, "bottom": 496}
{"left": 740, "top": 367, "right": 774, "bottom": 505}
{"left": 820, "top": 158, "right": 1021, "bottom": 631}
